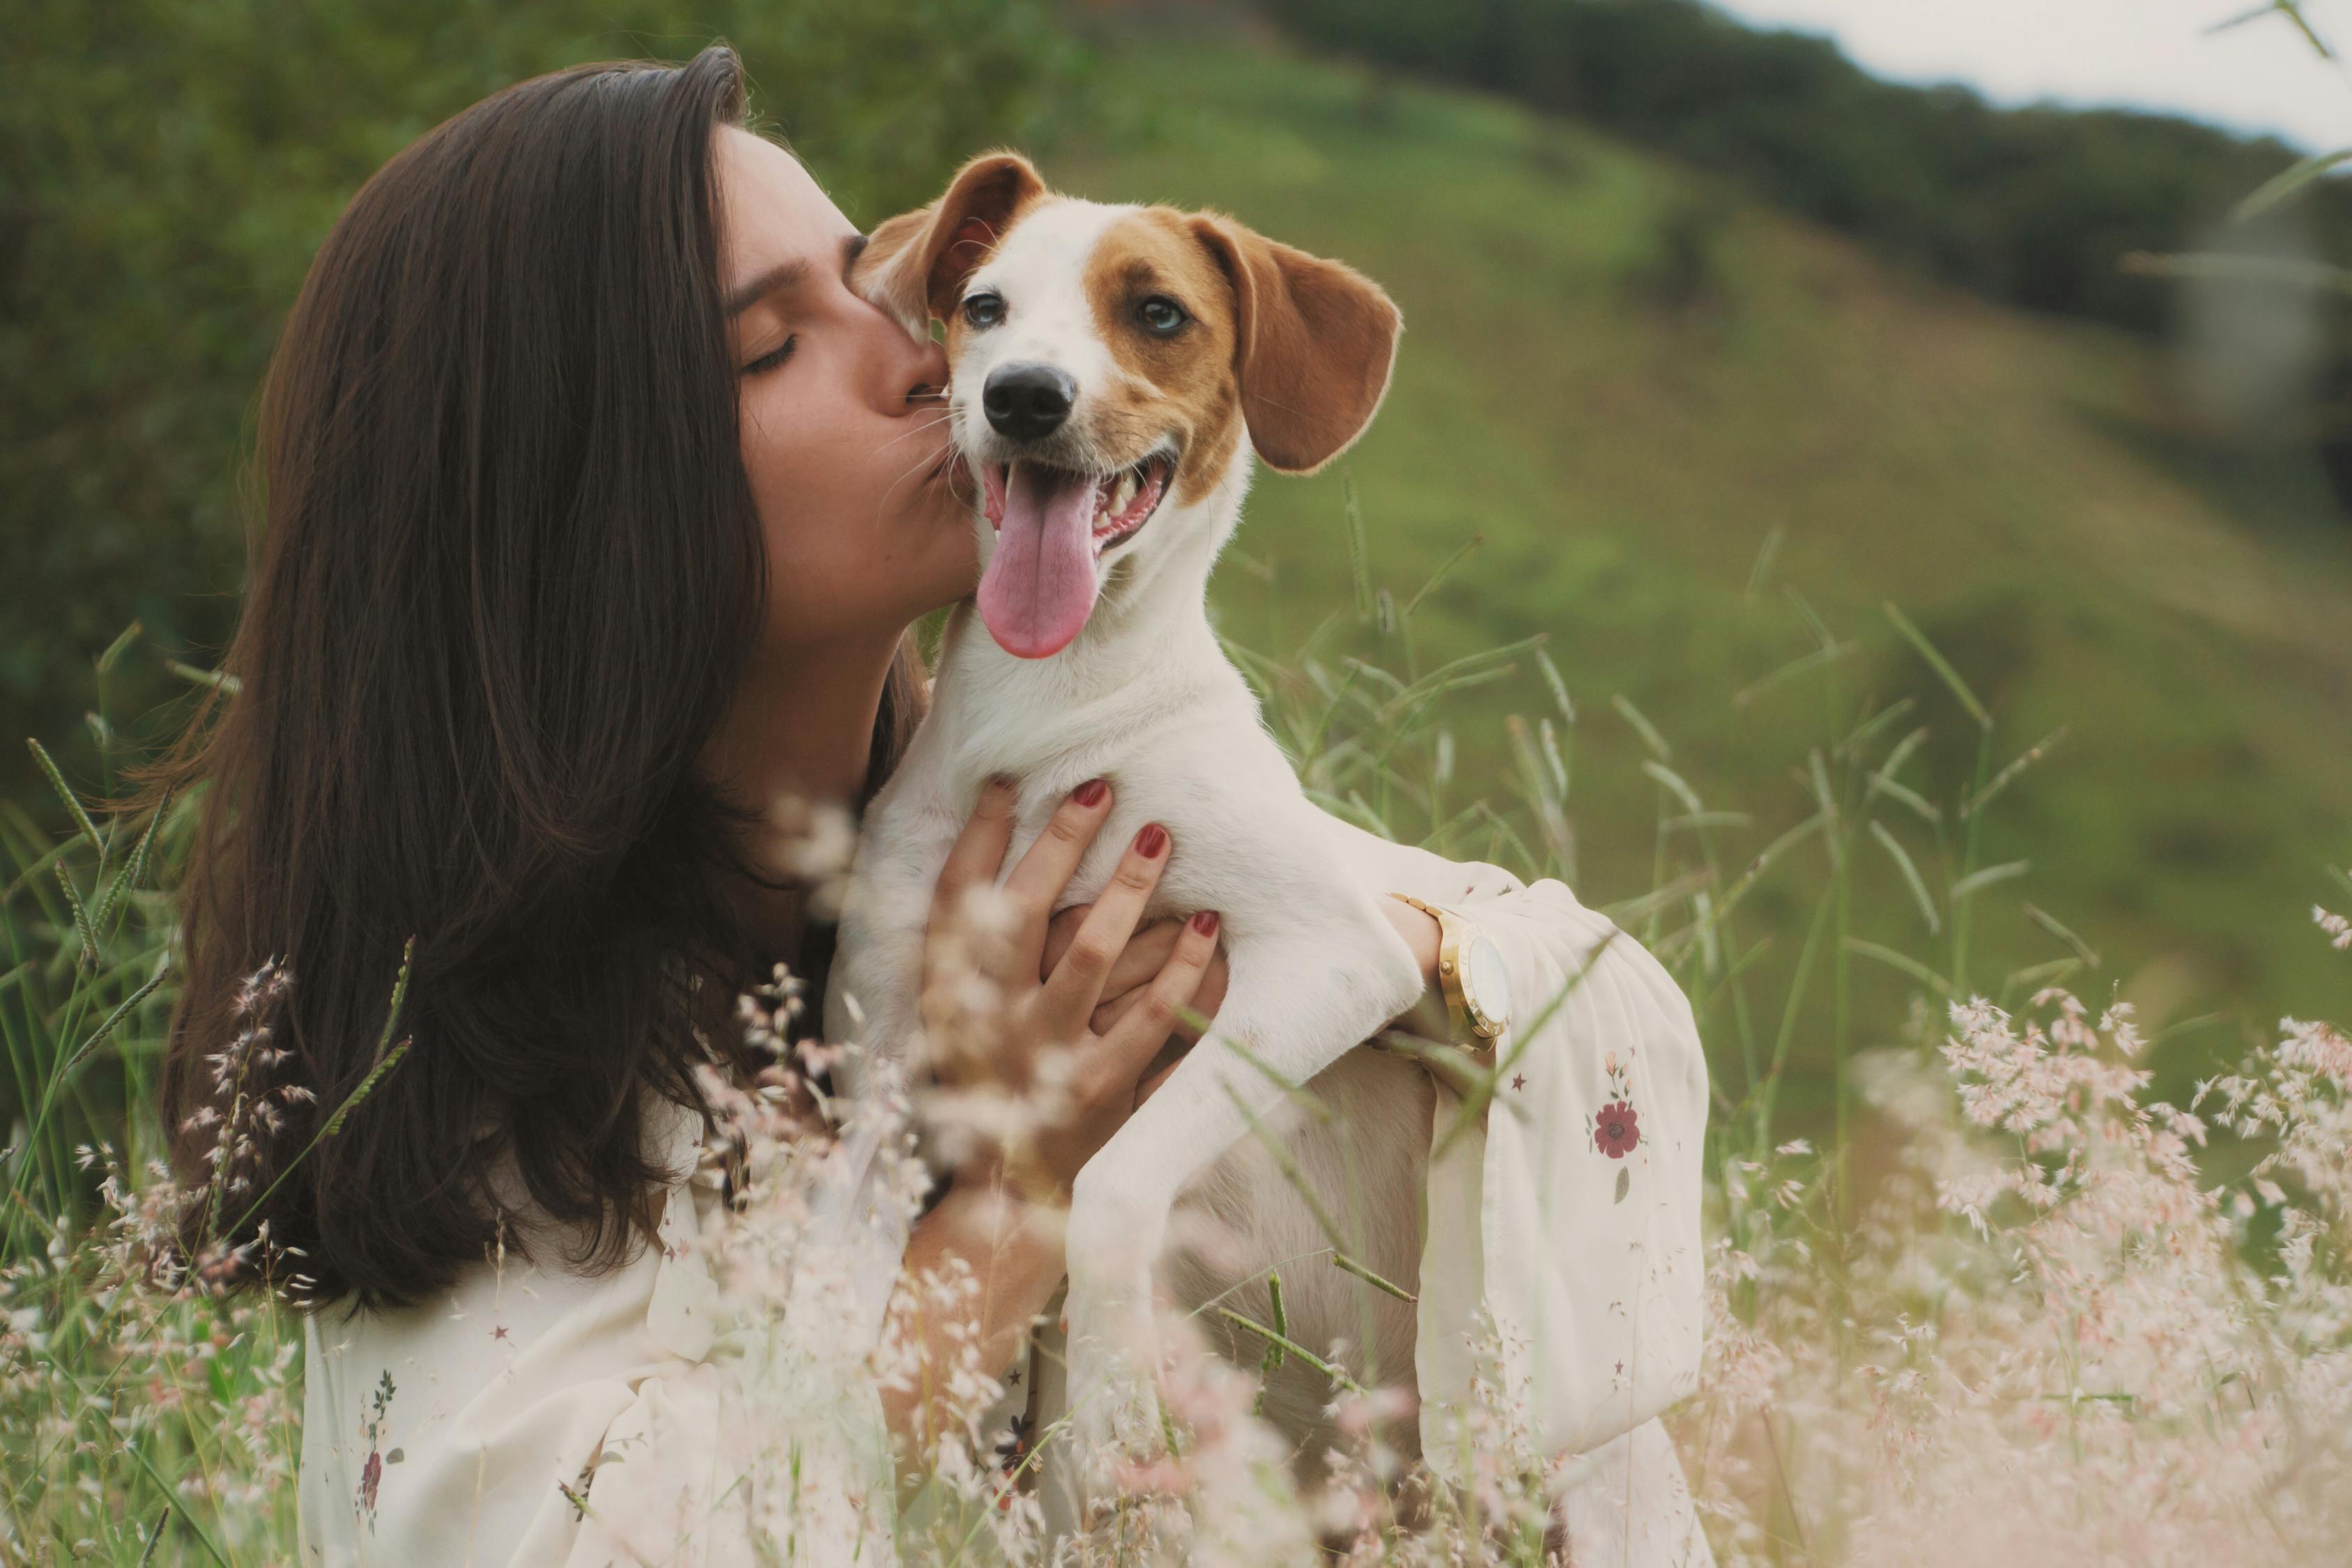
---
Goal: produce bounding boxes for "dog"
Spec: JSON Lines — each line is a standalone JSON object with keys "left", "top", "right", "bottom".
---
{"left": 827, "top": 150, "right": 1445, "bottom": 1514}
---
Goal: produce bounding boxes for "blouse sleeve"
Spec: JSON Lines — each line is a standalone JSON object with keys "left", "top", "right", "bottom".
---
{"left": 295, "top": 1096, "right": 898, "bottom": 1567}
{"left": 1324, "top": 817, "right": 1710, "bottom": 1474}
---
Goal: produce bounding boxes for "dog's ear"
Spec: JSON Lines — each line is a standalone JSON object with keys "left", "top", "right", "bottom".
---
{"left": 852, "top": 152, "right": 1047, "bottom": 338}
{"left": 1187, "top": 213, "right": 1402, "bottom": 475}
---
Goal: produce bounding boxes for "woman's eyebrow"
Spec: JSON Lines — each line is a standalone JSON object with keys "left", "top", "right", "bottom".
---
{"left": 725, "top": 234, "right": 870, "bottom": 318}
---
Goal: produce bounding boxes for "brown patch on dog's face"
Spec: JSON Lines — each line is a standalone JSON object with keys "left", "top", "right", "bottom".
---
{"left": 1077, "top": 206, "right": 1403, "bottom": 504}
{"left": 1081, "top": 208, "right": 1247, "bottom": 507}
{"left": 851, "top": 152, "right": 1048, "bottom": 339}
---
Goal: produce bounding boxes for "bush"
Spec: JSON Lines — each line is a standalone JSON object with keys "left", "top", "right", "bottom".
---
{"left": 1259, "top": 0, "right": 2352, "bottom": 333}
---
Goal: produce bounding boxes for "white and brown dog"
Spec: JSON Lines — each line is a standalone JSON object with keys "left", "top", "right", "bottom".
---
{"left": 828, "top": 151, "right": 1440, "bottom": 1508}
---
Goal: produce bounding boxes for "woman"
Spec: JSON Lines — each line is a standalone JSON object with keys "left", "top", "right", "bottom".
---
{"left": 160, "top": 45, "right": 1711, "bottom": 1567}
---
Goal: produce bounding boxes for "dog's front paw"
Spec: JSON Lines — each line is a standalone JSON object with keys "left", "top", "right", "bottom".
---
{"left": 1066, "top": 1327, "right": 1162, "bottom": 1461}
{"left": 1060, "top": 1213, "right": 1174, "bottom": 1486}
{"left": 1061, "top": 1292, "right": 1192, "bottom": 1553}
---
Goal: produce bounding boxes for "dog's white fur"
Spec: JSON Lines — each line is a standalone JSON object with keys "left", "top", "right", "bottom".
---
{"left": 827, "top": 158, "right": 1436, "bottom": 1505}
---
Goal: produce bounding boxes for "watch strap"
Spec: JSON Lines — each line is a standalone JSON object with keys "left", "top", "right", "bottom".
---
{"left": 1388, "top": 891, "right": 1477, "bottom": 1045}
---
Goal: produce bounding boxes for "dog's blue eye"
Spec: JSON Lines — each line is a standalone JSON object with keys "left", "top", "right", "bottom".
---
{"left": 964, "top": 293, "right": 1005, "bottom": 329}
{"left": 1139, "top": 297, "right": 1187, "bottom": 335}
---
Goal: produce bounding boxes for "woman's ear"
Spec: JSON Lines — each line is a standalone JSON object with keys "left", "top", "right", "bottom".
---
{"left": 1187, "top": 213, "right": 1403, "bottom": 475}
{"left": 852, "top": 151, "right": 1047, "bottom": 339}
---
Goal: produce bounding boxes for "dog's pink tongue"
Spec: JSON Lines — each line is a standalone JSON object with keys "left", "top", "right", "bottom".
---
{"left": 978, "top": 462, "right": 1102, "bottom": 659}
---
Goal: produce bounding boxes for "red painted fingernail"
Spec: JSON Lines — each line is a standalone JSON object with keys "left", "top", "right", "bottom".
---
{"left": 1135, "top": 823, "right": 1168, "bottom": 858}
{"left": 1073, "top": 778, "right": 1109, "bottom": 808}
{"left": 1190, "top": 909, "right": 1220, "bottom": 936}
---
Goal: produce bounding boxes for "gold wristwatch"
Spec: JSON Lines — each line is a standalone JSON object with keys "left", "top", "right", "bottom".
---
{"left": 1388, "top": 893, "right": 1514, "bottom": 1044}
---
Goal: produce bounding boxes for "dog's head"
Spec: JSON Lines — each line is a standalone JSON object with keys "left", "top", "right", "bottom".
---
{"left": 852, "top": 151, "right": 1402, "bottom": 659}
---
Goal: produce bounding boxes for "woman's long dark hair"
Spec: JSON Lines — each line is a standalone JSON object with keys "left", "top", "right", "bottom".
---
{"left": 153, "top": 45, "right": 921, "bottom": 1312}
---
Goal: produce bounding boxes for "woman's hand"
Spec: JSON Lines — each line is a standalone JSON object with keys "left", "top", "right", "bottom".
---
{"left": 920, "top": 774, "right": 1220, "bottom": 1202}
{"left": 1039, "top": 908, "right": 1229, "bottom": 1096}
{"left": 1045, "top": 889, "right": 1438, "bottom": 1056}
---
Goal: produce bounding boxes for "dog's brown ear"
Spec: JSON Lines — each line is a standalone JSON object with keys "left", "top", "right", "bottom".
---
{"left": 852, "top": 152, "right": 1047, "bottom": 338}
{"left": 1187, "top": 213, "right": 1402, "bottom": 475}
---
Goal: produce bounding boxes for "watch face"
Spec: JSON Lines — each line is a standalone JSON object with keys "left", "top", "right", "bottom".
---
{"left": 1466, "top": 935, "right": 1512, "bottom": 1031}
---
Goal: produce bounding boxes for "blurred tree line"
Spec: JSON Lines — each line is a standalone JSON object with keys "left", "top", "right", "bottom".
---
{"left": 0, "top": 0, "right": 1095, "bottom": 801}
{"left": 1263, "top": 0, "right": 2352, "bottom": 333}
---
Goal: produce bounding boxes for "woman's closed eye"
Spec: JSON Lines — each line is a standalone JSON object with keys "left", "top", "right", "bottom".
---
{"left": 742, "top": 334, "right": 798, "bottom": 376}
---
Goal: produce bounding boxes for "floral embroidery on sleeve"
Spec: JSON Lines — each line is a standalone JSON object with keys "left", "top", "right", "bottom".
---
{"left": 355, "top": 1370, "right": 402, "bottom": 1532}
{"left": 1592, "top": 1050, "right": 1641, "bottom": 1161}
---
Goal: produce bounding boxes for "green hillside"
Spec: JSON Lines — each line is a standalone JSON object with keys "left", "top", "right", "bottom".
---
{"left": 1047, "top": 33, "right": 2352, "bottom": 1107}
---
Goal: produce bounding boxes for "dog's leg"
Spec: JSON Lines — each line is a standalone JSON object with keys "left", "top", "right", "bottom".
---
{"left": 827, "top": 788, "right": 967, "bottom": 1081}
{"left": 808, "top": 806, "right": 964, "bottom": 1351}
{"left": 1059, "top": 891, "right": 1426, "bottom": 1509}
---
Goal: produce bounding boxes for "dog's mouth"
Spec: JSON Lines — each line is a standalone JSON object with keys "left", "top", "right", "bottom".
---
{"left": 979, "top": 452, "right": 1172, "bottom": 553}
{"left": 974, "top": 451, "right": 1174, "bottom": 659}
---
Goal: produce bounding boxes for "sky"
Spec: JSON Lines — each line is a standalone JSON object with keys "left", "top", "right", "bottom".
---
{"left": 1707, "top": 0, "right": 2352, "bottom": 153}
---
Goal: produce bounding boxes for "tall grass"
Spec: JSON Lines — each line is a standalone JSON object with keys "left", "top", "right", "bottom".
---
{"left": 3, "top": 489, "right": 2346, "bottom": 1561}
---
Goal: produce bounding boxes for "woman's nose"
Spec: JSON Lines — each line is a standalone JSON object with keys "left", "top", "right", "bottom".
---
{"left": 898, "top": 332, "right": 951, "bottom": 413}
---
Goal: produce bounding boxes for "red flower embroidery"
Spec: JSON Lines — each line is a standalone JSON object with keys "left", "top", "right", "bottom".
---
{"left": 1594, "top": 1099, "right": 1640, "bottom": 1159}
{"left": 355, "top": 1369, "right": 397, "bottom": 1530}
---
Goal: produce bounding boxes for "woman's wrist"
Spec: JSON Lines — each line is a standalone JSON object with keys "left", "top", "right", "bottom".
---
{"left": 1381, "top": 895, "right": 1445, "bottom": 992}
{"left": 914, "top": 1171, "right": 1065, "bottom": 1316}
{"left": 886, "top": 1172, "right": 1066, "bottom": 1463}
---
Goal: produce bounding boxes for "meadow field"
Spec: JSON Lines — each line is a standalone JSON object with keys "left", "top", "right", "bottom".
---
{"left": 4, "top": 7, "right": 2349, "bottom": 1565}
{"left": 1061, "top": 31, "right": 2352, "bottom": 1123}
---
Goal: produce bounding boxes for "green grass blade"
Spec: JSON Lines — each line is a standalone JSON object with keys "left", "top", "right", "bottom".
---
{"left": 1876, "top": 725, "right": 1930, "bottom": 783}
{"left": 1965, "top": 727, "right": 2069, "bottom": 821}
{"left": 1836, "top": 697, "right": 1918, "bottom": 760}
{"left": 226, "top": 1039, "right": 413, "bottom": 1243}
{"left": 1845, "top": 937, "right": 1955, "bottom": 997}
{"left": 1641, "top": 760, "right": 1706, "bottom": 817}
{"left": 52, "top": 962, "right": 169, "bottom": 1089}
{"left": 91, "top": 787, "right": 171, "bottom": 937}
{"left": 1884, "top": 601, "right": 1992, "bottom": 730}
{"left": 1866, "top": 769, "right": 1942, "bottom": 825}
{"left": 1732, "top": 639, "right": 1855, "bottom": 709}
{"left": 55, "top": 863, "right": 97, "bottom": 970}
{"left": 2234, "top": 146, "right": 2352, "bottom": 220}
{"left": 1951, "top": 859, "right": 2031, "bottom": 902}
{"left": 95, "top": 620, "right": 144, "bottom": 675}
{"left": 1215, "top": 1306, "right": 1365, "bottom": 1394}
{"left": 1745, "top": 522, "right": 1784, "bottom": 601}
{"left": 1611, "top": 693, "right": 1671, "bottom": 761}
{"left": 1400, "top": 532, "right": 1485, "bottom": 624}
{"left": 26, "top": 739, "right": 103, "bottom": 863}
{"left": 1870, "top": 820, "right": 1942, "bottom": 935}
{"left": 1535, "top": 647, "right": 1576, "bottom": 725}
{"left": 2022, "top": 902, "right": 2101, "bottom": 969}
{"left": 1330, "top": 1249, "right": 1417, "bottom": 1303}
{"left": 167, "top": 660, "right": 243, "bottom": 694}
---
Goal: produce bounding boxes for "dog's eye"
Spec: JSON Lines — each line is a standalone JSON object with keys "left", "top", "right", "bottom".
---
{"left": 963, "top": 293, "right": 1005, "bottom": 330}
{"left": 1138, "top": 297, "right": 1188, "bottom": 336}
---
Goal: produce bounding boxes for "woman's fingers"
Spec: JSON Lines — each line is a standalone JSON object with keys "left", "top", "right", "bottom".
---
{"left": 1039, "top": 822, "right": 1173, "bottom": 1026}
{"left": 1044, "top": 907, "right": 1182, "bottom": 997}
{"left": 926, "top": 774, "right": 1020, "bottom": 953}
{"left": 1086, "top": 930, "right": 1232, "bottom": 1043}
{"left": 1093, "top": 909, "right": 1221, "bottom": 1087}
{"left": 999, "top": 778, "right": 1116, "bottom": 961}
{"left": 1096, "top": 944, "right": 1229, "bottom": 1043}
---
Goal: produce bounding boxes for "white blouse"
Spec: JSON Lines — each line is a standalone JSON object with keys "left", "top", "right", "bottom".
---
{"left": 295, "top": 820, "right": 1714, "bottom": 1567}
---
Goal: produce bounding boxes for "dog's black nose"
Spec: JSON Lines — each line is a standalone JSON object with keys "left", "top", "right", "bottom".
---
{"left": 982, "top": 362, "right": 1076, "bottom": 443}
